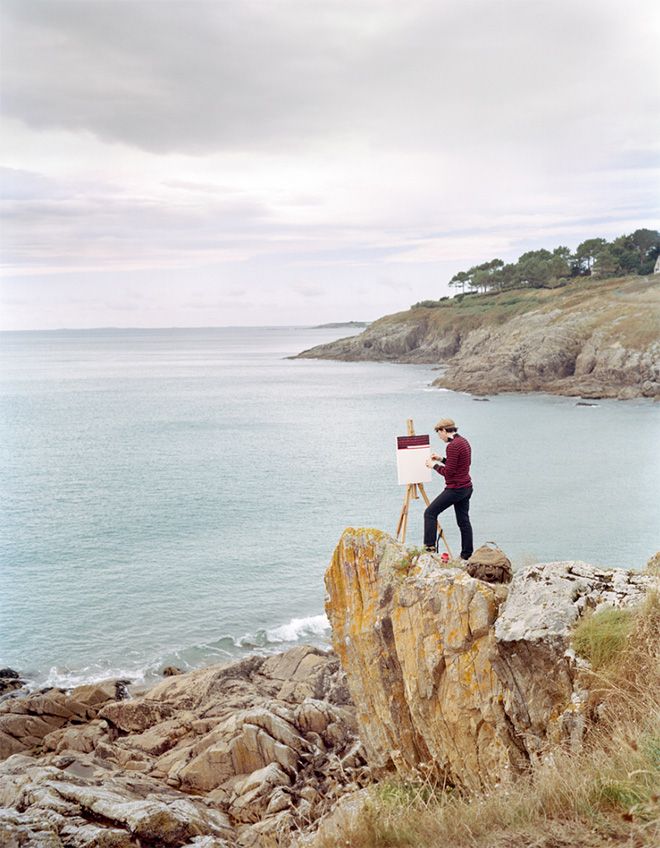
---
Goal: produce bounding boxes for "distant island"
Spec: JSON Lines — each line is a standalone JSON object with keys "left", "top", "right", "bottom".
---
{"left": 311, "top": 321, "right": 370, "bottom": 329}
{"left": 296, "top": 230, "right": 660, "bottom": 400}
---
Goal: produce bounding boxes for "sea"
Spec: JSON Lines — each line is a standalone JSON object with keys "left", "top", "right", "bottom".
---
{"left": 1, "top": 326, "right": 658, "bottom": 689}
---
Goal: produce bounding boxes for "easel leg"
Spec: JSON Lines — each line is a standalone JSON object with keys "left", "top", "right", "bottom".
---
{"left": 396, "top": 485, "right": 412, "bottom": 544}
{"left": 396, "top": 487, "right": 408, "bottom": 538}
{"left": 418, "top": 483, "right": 454, "bottom": 559}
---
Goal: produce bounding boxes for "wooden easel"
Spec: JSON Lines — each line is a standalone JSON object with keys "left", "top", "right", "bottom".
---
{"left": 396, "top": 418, "right": 453, "bottom": 557}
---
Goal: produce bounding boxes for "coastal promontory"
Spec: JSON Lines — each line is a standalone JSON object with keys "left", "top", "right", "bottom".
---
{"left": 296, "top": 275, "right": 660, "bottom": 399}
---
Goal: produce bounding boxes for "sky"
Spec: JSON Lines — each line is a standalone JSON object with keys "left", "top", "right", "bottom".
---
{"left": 1, "top": 0, "right": 659, "bottom": 330}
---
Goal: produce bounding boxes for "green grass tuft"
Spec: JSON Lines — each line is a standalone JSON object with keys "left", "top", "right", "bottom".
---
{"left": 572, "top": 607, "right": 635, "bottom": 671}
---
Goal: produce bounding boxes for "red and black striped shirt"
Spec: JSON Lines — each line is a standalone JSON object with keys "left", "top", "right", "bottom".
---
{"left": 434, "top": 434, "right": 472, "bottom": 489}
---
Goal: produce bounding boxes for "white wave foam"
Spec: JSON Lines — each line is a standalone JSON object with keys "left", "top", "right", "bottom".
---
{"left": 41, "top": 664, "right": 147, "bottom": 690}
{"left": 266, "top": 614, "right": 330, "bottom": 643}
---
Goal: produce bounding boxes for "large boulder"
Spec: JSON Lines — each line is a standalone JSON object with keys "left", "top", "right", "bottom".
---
{"left": 492, "top": 560, "right": 653, "bottom": 755}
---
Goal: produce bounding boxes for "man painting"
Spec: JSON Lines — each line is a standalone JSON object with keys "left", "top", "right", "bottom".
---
{"left": 423, "top": 418, "right": 473, "bottom": 559}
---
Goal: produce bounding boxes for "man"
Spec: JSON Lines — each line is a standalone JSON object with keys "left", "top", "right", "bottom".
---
{"left": 423, "top": 418, "right": 473, "bottom": 559}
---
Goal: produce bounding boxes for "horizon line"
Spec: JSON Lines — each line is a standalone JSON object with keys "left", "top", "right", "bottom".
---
{"left": 0, "top": 322, "right": 370, "bottom": 333}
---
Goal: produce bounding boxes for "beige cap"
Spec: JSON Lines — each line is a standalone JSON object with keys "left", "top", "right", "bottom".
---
{"left": 434, "top": 418, "right": 456, "bottom": 431}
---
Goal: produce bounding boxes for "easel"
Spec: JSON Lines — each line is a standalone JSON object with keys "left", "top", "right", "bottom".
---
{"left": 396, "top": 418, "right": 453, "bottom": 557}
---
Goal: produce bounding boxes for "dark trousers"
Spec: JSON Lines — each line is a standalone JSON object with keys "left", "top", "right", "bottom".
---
{"left": 424, "top": 486, "right": 473, "bottom": 559}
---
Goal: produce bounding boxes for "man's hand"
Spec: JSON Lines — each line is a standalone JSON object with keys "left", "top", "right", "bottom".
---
{"left": 431, "top": 453, "right": 444, "bottom": 462}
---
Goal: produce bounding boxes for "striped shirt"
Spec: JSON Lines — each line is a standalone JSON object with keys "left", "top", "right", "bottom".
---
{"left": 434, "top": 434, "right": 472, "bottom": 489}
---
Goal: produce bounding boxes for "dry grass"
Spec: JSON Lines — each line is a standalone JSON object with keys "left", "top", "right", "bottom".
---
{"left": 314, "top": 594, "right": 660, "bottom": 848}
{"left": 375, "top": 274, "right": 659, "bottom": 352}
{"left": 572, "top": 607, "right": 635, "bottom": 672}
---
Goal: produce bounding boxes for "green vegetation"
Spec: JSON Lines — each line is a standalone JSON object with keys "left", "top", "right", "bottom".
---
{"left": 315, "top": 593, "right": 660, "bottom": 848}
{"left": 433, "top": 229, "right": 660, "bottom": 300}
{"left": 395, "top": 546, "right": 448, "bottom": 571}
{"left": 386, "top": 273, "right": 659, "bottom": 353}
{"left": 572, "top": 607, "right": 634, "bottom": 671}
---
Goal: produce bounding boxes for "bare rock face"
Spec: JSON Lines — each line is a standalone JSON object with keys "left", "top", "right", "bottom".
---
{"left": 492, "top": 560, "right": 653, "bottom": 756}
{"left": 0, "top": 680, "right": 128, "bottom": 762}
{"left": 324, "top": 528, "right": 657, "bottom": 787}
{"left": 437, "top": 313, "right": 660, "bottom": 399}
{"left": 0, "top": 647, "right": 367, "bottom": 847}
{"left": 324, "top": 528, "right": 516, "bottom": 785}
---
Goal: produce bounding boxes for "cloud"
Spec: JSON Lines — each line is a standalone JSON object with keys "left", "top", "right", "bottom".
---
{"left": 292, "top": 283, "right": 324, "bottom": 298}
{"left": 1, "top": 1, "right": 659, "bottom": 329}
{"left": 2, "top": 0, "right": 658, "bottom": 162}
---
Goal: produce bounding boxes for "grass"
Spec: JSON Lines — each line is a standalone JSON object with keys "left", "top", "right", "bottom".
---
{"left": 372, "top": 274, "right": 659, "bottom": 354}
{"left": 312, "top": 592, "right": 660, "bottom": 848}
{"left": 572, "top": 607, "right": 635, "bottom": 671}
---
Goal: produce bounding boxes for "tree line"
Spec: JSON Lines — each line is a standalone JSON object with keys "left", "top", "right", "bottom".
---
{"left": 446, "top": 229, "right": 660, "bottom": 295}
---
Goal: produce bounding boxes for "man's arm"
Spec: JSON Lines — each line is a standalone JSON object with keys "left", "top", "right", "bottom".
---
{"left": 426, "top": 454, "right": 445, "bottom": 473}
{"left": 437, "top": 439, "right": 460, "bottom": 477}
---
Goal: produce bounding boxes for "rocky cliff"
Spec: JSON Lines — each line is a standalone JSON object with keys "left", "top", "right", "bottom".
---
{"left": 324, "top": 528, "right": 656, "bottom": 787}
{"left": 297, "top": 276, "right": 660, "bottom": 399}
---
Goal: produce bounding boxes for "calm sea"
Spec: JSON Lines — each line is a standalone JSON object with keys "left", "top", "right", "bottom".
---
{"left": 1, "top": 327, "right": 658, "bottom": 688}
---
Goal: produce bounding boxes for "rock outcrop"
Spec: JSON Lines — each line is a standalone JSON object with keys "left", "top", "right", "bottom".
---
{"left": 2, "top": 531, "right": 656, "bottom": 845}
{"left": 324, "top": 528, "right": 656, "bottom": 786}
{"left": 297, "top": 276, "right": 660, "bottom": 399}
{"left": 0, "top": 647, "right": 367, "bottom": 847}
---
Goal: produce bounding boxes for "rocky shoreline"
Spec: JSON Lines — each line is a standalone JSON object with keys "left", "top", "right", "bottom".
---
{"left": 1, "top": 533, "right": 657, "bottom": 847}
{"left": 295, "top": 276, "right": 660, "bottom": 400}
{"left": 0, "top": 647, "right": 365, "bottom": 847}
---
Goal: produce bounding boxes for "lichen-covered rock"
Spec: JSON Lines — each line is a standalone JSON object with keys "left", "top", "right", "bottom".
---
{"left": 325, "top": 528, "right": 517, "bottom": 784}
{"left": 325, "top": 528, "right": 657, "bottom": 786}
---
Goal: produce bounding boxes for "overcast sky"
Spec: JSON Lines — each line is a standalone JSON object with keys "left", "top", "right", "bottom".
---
{"left": 1, "top": 0, "right": 659, "bottom": 329}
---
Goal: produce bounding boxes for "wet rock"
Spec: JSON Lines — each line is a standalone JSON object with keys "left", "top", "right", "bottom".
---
{"left": 162, "top": 665, "right": 183, "bottom": 676}
{"left": 0, "top": 669, "right": 26, "bottom": 700}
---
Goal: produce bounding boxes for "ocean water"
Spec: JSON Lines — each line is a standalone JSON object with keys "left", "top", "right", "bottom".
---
{"left": 1, "top": 326, "right": 658, "bottom": 688}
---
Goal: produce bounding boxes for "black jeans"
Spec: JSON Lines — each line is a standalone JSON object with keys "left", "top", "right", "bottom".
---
{"left": 423, "top": 486, "right": 473, "bottom": 559}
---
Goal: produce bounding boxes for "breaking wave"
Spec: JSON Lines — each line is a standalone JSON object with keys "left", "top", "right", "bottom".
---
{"left": 30, "top": 613, "right": 331, "bottom": 692}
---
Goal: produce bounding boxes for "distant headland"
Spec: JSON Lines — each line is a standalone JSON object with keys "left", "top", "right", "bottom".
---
{"left": 298, "top": 231, "right": 660, "bottom": 400}
{"left": 311, "top": 321, "right": 370, "bottom": 329}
